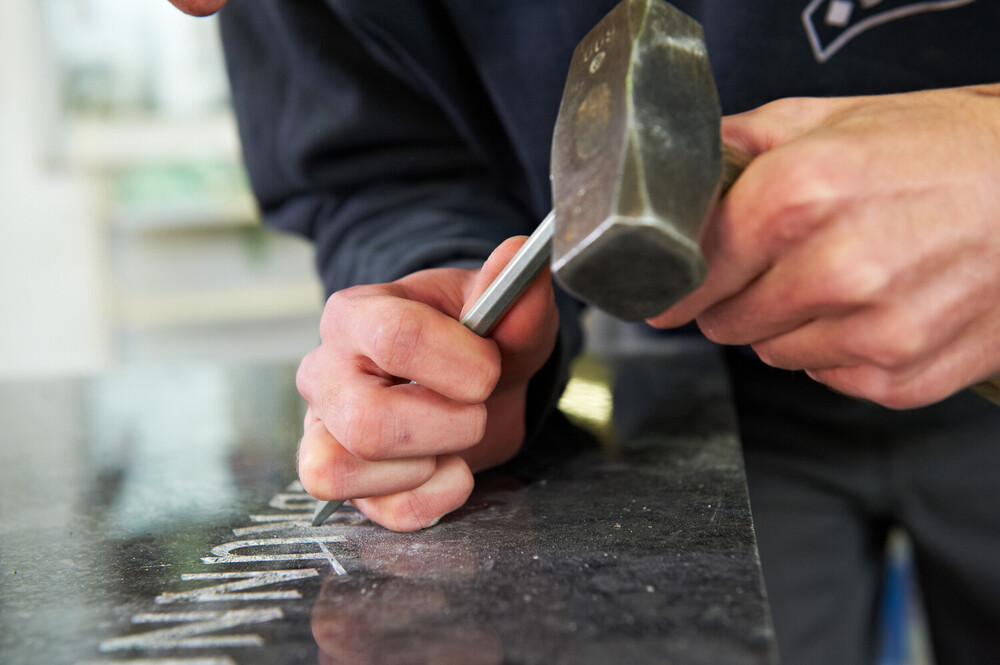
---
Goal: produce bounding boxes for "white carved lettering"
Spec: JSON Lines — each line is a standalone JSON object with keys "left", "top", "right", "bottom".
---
{"left": 99, "top": 608, "right": 282, "bottom": 652}
{"left": 200, "top": 536, "right": 347, "bottom": 570}
{"left": 233, "top": 521, "right": 313, "bottom": 536}
{"left": 268, "top": 493, "right": 316, "bottom": 511}
{"left": 155, "top": 568, "right": 319, "bottom": 604}
{"left": 247, "top": 513, "right": 312, "bottom": 522}
{"left": 78, "top": 658, "right": 237, "bottom": 665}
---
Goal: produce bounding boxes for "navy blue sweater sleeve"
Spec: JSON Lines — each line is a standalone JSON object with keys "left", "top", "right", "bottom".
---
{"left": 219, "top": 0, "right": 547, "bottom": 293}
{"left": 219, "top": 0, "right": 584, "bottom": 442}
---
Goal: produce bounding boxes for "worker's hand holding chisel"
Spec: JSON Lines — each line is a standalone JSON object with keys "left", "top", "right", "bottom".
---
{"left": 296, "top": 237, "right": 558, "bottom": 531}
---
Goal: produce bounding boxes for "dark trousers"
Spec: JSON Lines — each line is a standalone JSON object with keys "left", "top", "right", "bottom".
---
{"left": 728, "top": 349, "right": 1000, "bottom": 665}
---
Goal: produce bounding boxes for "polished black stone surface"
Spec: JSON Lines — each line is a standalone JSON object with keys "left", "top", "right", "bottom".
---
{"left": 0, "top": 348, "right": 776, "bottom": 664}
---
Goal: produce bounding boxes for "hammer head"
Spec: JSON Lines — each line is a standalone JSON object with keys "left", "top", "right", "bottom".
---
{"left": 550, "top": 0, "right": 722, "bottom": 321}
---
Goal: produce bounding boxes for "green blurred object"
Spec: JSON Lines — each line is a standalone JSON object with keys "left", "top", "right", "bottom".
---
{"left": 112, "top": 160, "right": 257, "bottom": 231}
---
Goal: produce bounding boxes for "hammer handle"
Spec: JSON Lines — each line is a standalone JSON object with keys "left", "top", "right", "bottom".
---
{"left": 720, "top": 144, "right": 752, "bottom": 197}
{"left": 973, "top": 377, "right": 1000, "bottom": 406}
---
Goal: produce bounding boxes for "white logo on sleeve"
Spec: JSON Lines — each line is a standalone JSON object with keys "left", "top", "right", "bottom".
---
{"left": 802, "top": 0, "right": 977, "bottom": 63}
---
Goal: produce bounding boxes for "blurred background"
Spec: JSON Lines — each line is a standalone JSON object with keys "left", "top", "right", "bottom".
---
{"left": 0, "top": 0, "right": 324, "bottom": 379}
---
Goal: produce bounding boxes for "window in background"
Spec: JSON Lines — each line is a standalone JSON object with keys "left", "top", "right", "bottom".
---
{"left": 0, "top": 0, "right": 324, "bottom": 376}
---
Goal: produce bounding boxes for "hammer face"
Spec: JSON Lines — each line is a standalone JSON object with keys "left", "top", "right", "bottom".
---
{"left": 550, "top": 0, "right": 722, "bottom": 321}
{"left": 555, "top": 215, "right": 705, "bottom": 321}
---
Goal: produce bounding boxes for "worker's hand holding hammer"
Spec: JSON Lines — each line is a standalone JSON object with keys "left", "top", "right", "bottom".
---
{"left": 648, "top": 84, "right": 1000, "bottom": 409}
{"left": 296, "top": 236, "right": 558, "bottom": 532}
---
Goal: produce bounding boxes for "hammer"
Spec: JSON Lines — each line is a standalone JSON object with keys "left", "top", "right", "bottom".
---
{"left": 312, "top": 0, "right": 734, "bottom": 525}
{"left": 313, "top": 0, "right": 997, "bottom": 525}
{"left": 467, "top": 0, "right": 746, "bottom": 326}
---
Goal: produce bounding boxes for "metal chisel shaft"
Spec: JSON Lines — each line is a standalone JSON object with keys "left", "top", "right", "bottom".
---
{"left": 311, "top": 211, "right": 556, "bottom": 526}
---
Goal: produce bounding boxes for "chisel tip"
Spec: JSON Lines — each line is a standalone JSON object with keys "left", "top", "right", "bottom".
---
{"left": 311, "top": 499, "right": 345, "bottom": 526}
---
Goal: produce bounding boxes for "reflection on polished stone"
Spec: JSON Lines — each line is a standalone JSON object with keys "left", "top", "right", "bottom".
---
{"left": 1, "top": 351, "right": 776, "bottom": 664}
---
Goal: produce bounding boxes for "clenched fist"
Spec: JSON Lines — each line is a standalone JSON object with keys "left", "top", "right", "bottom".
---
{"left": 296, "top": 237, "right": 558, "bottom": 531}
{"left": 649, "top": 85, "right": 1000, "bottom": 408}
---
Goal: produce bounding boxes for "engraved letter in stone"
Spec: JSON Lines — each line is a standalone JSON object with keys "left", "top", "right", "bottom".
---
{"left": 268, "top": 493, "right": 317, "bottom": 512}
{"left": 99, "top": 608, "right": 283, "bottom": 652}
{"left": 78, "top": 658, "right": 237, "bottom": 665}
{"left": 155, "top": 569, "right": 319, "bottom": 604}
{"left": 200, "top": 536, "right": 346, "bottom": 567}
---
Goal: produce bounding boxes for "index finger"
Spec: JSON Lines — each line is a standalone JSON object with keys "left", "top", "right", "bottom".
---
{"left": 327, "top": 288, "right": 501, "bottom": 404}
{"left": 645, "top": 188, "right": 771, "bottom": 329}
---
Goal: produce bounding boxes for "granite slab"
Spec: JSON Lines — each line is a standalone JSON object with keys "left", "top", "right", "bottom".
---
{"left": 0, "top": 348, "right": 775, "bottom": 664}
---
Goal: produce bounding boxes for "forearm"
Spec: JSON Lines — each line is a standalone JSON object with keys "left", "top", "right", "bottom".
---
{"left": 221, "top": 0, "right": 585, "bottom": 455}
{"left": 284, "top": 180, "right": 540, "bottom": 296}
{"left": 220, "top": 1, "right": 533, "bottom": 288}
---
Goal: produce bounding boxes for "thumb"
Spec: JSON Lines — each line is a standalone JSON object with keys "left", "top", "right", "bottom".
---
{"left": 463, "top": 236, "right": 558, "bottom": 379}
{"left": 463, "top": 235, "right": 532, "bottom": 314}
{"left": 722, "top": 96, "right": 856, "bottom": 155}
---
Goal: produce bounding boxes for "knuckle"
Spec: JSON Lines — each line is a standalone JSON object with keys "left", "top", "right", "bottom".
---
{"left": 876, "top": 391, "right": 925, "bottom": 411}
{"left": 295, "top": 451, "right": 320, "bottom": 496}
{"left": 296, "top": 434, "right": 341, "bottom": 501}
{"left": 295, "top": 348, "right": 322, "bottom": 403}
{"left": 456, "top": 465, "right": 476, "bottom": 497}
{"left": 757, "top": 96, "right": 817, "bottom": 124}
{"left": 337, "top": 392, "right": 394, "bottom": 461}
{"left": 859, "top": 377, "right": 918, "bottom": 410}
{"left": 298, "top": 469, "right": 351, "bottom": 503}
{"left": 297, "top": 464, "right": 334, "bottom": 501}
{"left": 786, "top": 230, "right": 888, "bottom": 311}
{"left": 853, "top": 373, "right": 895, "bottom": 406}
{"left": 868, "top": 341, "right": 919, "bottom": 371}
{"left": 387, "top": 496, "right": 438, "bottom": 533}
{"left": 469, "top": 349, "right": 502, "bottom": 403}
{"left": 815, "top": 254, "right": 889, "bottom": 307}
{"left": 756, "top": 152, "right": 842, "bottom": 246}
{"left": 319, "top": 289, "right": 354, "bottom": 341}
{"left": 696, "top": 314, "right": 732, "bottom": 345}
{"left": 752, "top": 342, "right": 782, "bottom": 369}
{"left": 847, "top": 318, "right": 926, "bottom": 370}
{"left": 370, "top": 306, "right": 423, "bottom": 375}
{"left": 695, "top": 299, "right": 770, "bottom": 346}
{"left": 821, "top": 367, "right": 928, "bottom": 410}
{"left": 384, "top": 474, "right": 473, "bottom": 533}
{"left": 731, "top": 97, "right": 812, "bottom": 146}
{"left": 812, "top": 367, "right": 885, "bottom": 405}
{"left": 468, "top": 403, "right": 489, "bottom": 446}
{"left": 297, "top": 472, "right": 322, "bottom": 500}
